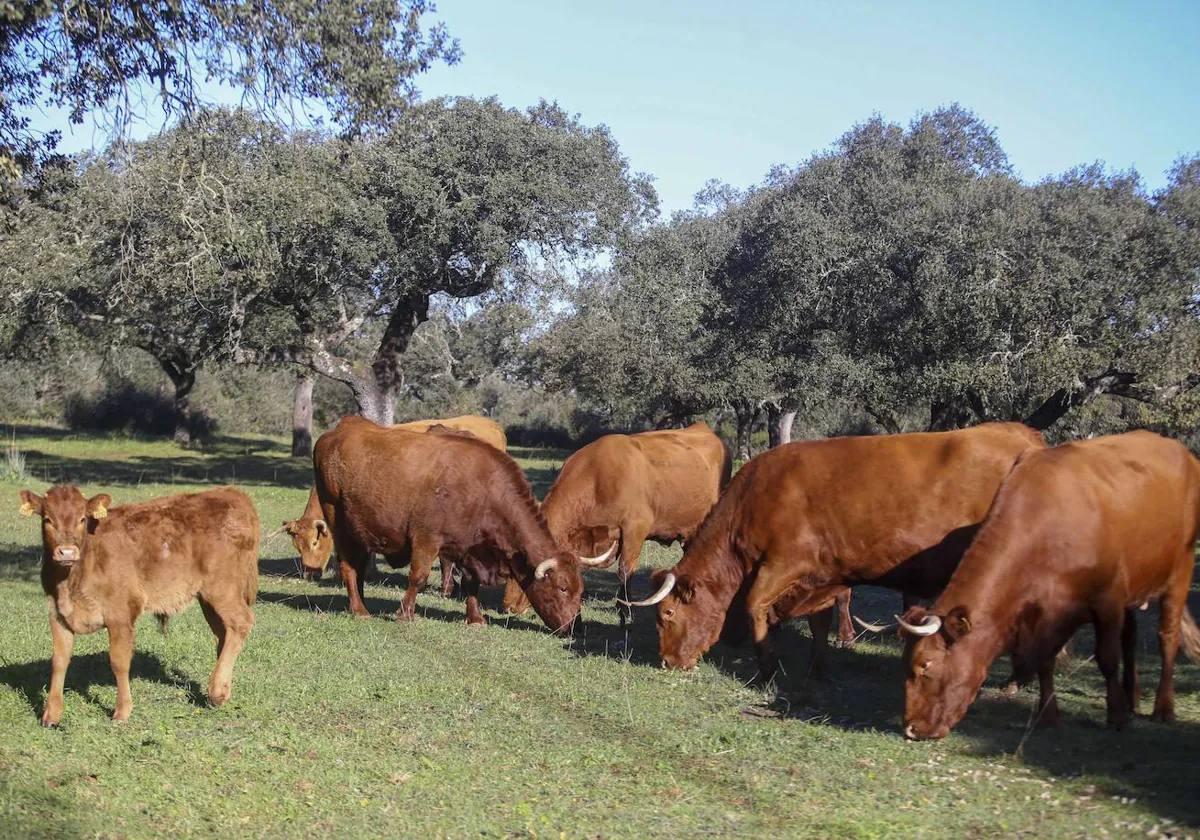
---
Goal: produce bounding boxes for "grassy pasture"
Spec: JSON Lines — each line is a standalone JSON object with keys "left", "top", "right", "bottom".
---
{"left": 0, "top": 424, "right": 1197, "bottom": 838}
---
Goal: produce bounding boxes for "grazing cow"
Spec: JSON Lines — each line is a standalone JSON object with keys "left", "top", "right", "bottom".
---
{"left": 19, "top": 485, "right": 258, "bottom": 725}
{"left": 622, "top": 423, "right": 1044, "bottom": 681}
{"left": 901, "top": 431, "right": 1200, "bottom": 740}
{"left": 312, "top": 416, "right": 614, "bottom": 633}
{"left": 284, "top": 414, "right": 507, "bottom": 593}
{"left": 502, "top": 422, "right": 731, "bottom": 620}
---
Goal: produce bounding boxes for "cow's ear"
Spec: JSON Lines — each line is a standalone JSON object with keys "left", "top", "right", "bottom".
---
{"left": 86, "top": 494, "right": 112, "bottom": 520}
{"left": 314, "top": 520, "right": 329, "bottom": 537}
{"left": 19, "top": 490, "right": 43, "bottom": 518}
{"left": 944, "top": 606, "right": 972, "bottom": 642}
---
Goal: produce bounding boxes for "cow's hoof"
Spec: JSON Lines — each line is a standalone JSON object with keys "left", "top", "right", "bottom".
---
{"left": 1001, "top": 681, "right": 1020, "bottom": 697}
{"left": 112, "top": 708, "right": 132, "bottom": 723}
{"left": 40, "top": 711, "right": 61, "bottom": 728}
{"left": 1151, "top": 708, "right": 1175, "bottom": 723}
{"left": 466, "top": 617, "right": 487, "bottom": 627}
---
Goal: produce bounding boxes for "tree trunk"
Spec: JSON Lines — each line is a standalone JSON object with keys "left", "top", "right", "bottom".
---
{"left": 358, "top": 292, "right": 430, "bottom": 425}
{"left": 291, "top": 373, "right": 315, "bottom": 457}
{"left": 166, "top": 369, "right": 196, "bottom": 446}
{"left": 732, "top": 400, "right": 759, "bottom": 461}
{"left": 766, "top": 403, "right": 796, "bottom": 448}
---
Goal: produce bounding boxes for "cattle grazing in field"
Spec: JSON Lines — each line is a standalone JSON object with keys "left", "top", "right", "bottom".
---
{"left": 502, "top": 422, "right": 731, "bottom": 620}
{"left": 283, "top": 414, "right": 507, "bottom": 592}
{"left": 312, "top": 416, "right": 615, "bottom": 633}
{"left": 19, "top": 485, "right": 259, "bottom": 725}
{"left": 622, "top": 422, "right": 1045, "bottom": 681}
{"left": 901, "top": 431, "right": 1200, "bottom": 740}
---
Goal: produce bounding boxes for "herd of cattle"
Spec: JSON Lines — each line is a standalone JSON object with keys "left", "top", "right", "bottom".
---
{"left": 17, "top": 414, "right": 1200, "bottom": 741}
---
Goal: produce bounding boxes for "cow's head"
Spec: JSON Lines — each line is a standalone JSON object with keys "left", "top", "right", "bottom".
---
{"left": 282, "top": 517, "right": 333, "bottom": 579}
{"left": 521, "top": 551, "right": 585, "bottom": 634}
{"left": 521, "top": 539, "right": 618, "bottom": 634}
{"left": 900, "top": 605, "right": 987, "bottom": 740}
{"left": 615, "top": 569, "right": 724, "bottom": 670}
{"left": 20, "top": 485, "right": 112, "bottom": 567}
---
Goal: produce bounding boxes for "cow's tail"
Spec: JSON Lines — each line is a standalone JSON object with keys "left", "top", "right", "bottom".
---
{"left": 156, "top": 614, "right": 170, "bottom": 636}
{"left": 1180, "top": 609, "right": 1200, "bottom": 663}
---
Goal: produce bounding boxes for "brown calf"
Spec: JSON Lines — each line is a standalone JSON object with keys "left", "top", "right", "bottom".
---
{"left": 20, "top": 485, "right": 258, "bottom": 725}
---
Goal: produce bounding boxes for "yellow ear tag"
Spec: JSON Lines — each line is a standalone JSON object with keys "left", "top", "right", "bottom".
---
{"left": 92, "top": 505, "right": 108, "bottom": 520}
{"left": 19, "top": 501, "right": 34, "bottom": 517}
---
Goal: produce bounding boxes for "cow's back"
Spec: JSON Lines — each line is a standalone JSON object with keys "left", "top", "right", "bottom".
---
{"left": 957, "top": 431, "right": 1200, "bottom": 601}
{"left": 396, "top": 414, "right": 507, "bottom": 452}
{"left": 736, "top": 422, "right": 1044, "bottom": 583}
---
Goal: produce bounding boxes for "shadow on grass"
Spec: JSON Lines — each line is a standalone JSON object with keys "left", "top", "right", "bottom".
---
{"left": 0, "top": 650, "right": 207, "bottom": 722}
{"left": 0, "top": 541, "right": 42, "bottom": 583}
{"left": 12, "top": 425, "right": 312, "bottom": 489}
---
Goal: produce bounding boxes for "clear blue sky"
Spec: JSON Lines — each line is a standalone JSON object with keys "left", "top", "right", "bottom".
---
{"left": 39, "top": 0, "right": 1200, "bottom": 214}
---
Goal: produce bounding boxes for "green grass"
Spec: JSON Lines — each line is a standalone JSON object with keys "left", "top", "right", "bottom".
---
{"left": 1, "top": 422, "right": 1198, "bottom": 838}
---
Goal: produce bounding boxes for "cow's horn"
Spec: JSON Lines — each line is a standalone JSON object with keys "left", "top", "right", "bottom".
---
{"left": 896, "top": 613, "right": 942, "bottom": 636}
{"left": 853, "top": 615, "right": 892, "bottom": 633}
{"left": 534, "top": 558, "right": 558, "bottom": 580}
{"left": 579, "top": 541, "right": 618, "bottom": 567}
{"left": 617, "top": 573, "right": 676, "bottom": 607}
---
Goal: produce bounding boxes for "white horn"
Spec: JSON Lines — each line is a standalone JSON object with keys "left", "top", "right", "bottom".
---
{"left": 896, "top": 613, "right": 942, "bottom": 637}
{"left": 534, "top": 558, "right": 558, "bottom": 580}
{"left": 853, "top": 615, "right": 892, "bottom": 633}
{"left": 617, "top": 573, "right": 676, "bottom": 607}
{"left": 579, "top": 540, "right": 618, "bottom": 567}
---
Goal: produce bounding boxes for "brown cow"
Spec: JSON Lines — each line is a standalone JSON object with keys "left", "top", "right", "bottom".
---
{"left": 19, "top": 485, "right": 258, "bottom": 725}
{"left": 312, "top": 416, "right": 615, "bottom": 633}
{"left": 623, "top": 422, "right": 1045, "bottom": 681}
{"left": 284, "top": 414, "right": 507, "bottom": 592}
{"left": 503, "top": 422, "right": 731, "bottom": 620}
{"left": 901, "top": 431, "right": 1200, "bottom": 740}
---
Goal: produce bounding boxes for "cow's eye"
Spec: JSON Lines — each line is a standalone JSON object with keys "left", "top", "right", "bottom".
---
{"left": 664, "top": 608, "right": 675, "bottom": 619}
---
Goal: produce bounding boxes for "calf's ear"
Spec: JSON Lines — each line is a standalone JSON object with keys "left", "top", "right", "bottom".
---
{"left": 86, "top": 493, "right": 112, "bottom": 520}
{"left": 19, "top": 490, "right": 44, "bottom": 517}
{"left": 944, "top": 606, "right": 973, "bottom": 642}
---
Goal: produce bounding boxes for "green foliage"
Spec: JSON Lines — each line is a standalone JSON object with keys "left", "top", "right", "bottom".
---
{"left": 0, "top": 0, "right": 459, "bottom": 178}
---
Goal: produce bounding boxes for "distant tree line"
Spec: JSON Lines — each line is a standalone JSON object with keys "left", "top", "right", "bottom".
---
{"left": 1, "top": 103, "right": 1196, "bottom": 457}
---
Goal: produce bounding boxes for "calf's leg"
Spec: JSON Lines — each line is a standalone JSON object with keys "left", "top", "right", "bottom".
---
{"left": 41, "top": 609, "right": 75, "bottom": 727}
{"left": 200, "top": 597, "right": 254, "bottom": 706}
{"left": 107, "top": 621, "right": 135, "bottom": 722}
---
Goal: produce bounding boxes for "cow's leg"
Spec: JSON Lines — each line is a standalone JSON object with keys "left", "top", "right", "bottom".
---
{"left": 440, "top": 556, "right": 458, "bottom": 598}
{"left": 41, "top": 609, "right": 75, "bottom": 727}
{"left": 744, "top": 559, "right": 832, "bottom": 685}
{"left": 806, "top": 606, "right": 834, "bottom": 680}
{"left": 461, "top": 570, "right": 486, "bottom": 626}
{"left": 107, "top": 621, "right": 136, "bottom": 722}
{"left": 397, "top": 536, "right": 438, "bottom": 622}
{"left": 1094, "top": 607, "right": 1128, "bottom": 729}
{"left": 1121, "top": 607, "right": 1139, "bottom": 716}
{"left": 833, "top": 590, "right": 855, "bottom": 647}
{"left": 615, "top": 526, "right": 649, "bottom": 627}
{"left": 200, "top": 597, "right": 254, "bottom": 707}
{"left": 1036, "top": 656, "right": 1060, "bottom": 727}
{"left": 339, "top": 546, "right": 371, "bottom": 617}
{"left": 1152, "top": 561, "right": 1190, "bottom": 722}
